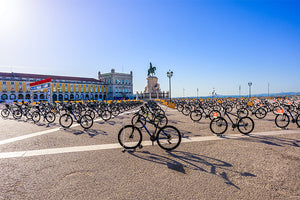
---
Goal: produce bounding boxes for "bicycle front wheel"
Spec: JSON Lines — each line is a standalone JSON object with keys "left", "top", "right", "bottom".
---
{"left": 210, "top": 117, "right": 228, "bottom": 135}
{"left": 101, "top": 110, "right": 112, "bottom": 121}
{"left": 1, "top": 109, "right": 9, "bottom": 118}
{"left": 59, "top": 114, "right": 73, "bottom": 128}
{"left": 118, "top": 125, "right": 142, "bottom": 149}
{"left": 157, "top": 125, "right": 181, "bottom": 151}
{"left": 237, "top": 117, "right": 254, "bottom": 135}
{"left": 45, "top": 112, "right": 56, "bottom": 123}
{"left": 275, "top": 113, "right": 290, "bottom": 128}
{"left": 296, "top": 114, "right": 300, "bottom": 128}
{"left": 80, "top": 115, "right": 93, "bottom": 129}
{"left": 32, "top": 111, "right": 41, "bottom": 123}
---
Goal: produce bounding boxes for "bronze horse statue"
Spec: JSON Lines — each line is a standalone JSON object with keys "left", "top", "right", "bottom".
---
{"left": 148, "top": 62, "right": 156, "bottom": 77}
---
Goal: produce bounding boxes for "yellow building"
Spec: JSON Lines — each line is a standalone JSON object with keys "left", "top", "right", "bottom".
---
{"left": 0, "top": 72, "right": 107, "bottom": 102}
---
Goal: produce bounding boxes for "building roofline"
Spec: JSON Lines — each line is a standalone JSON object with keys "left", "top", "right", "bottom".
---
{"left": 0, "top": 72, "right": 104, "bottom": 83}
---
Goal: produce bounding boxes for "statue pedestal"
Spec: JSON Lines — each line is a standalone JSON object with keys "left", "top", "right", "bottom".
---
{"left": 144, "top": 76, "right": 161, "bottom": 93}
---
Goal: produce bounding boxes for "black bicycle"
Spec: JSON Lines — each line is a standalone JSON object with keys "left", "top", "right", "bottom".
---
{"left": 210, "top": 110, "right": 255, "bottom": 135}
{"left": 59, "top": 105, "right": 93, "bottom": 129}
{"left": 119, "top": 114, "right": 181, "bottom": 151}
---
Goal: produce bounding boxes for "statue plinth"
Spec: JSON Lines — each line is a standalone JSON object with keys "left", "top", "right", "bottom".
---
{"left": 144, "top": 76, "right": 161, "bottom": 94}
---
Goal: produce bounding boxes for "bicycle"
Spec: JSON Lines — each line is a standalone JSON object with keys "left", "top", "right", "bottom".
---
{"left": 59, "top": 105, "right": 93, "bottom": 129}
{"left": 274, "top": 107, "right": 300, "bottom": 128}
{"left": 119, "top": 114, "right": 181, "bottom": 151}
{"left": 210, "top": 109, "right": 255, "bottom": 135}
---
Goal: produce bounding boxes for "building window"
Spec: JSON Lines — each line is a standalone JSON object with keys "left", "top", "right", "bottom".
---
{"left": 19, "top": 82, "right": 22, "bottom": 92}
{"left": 2, "top": 81, "right": 7, "bottom": 92}
{"left": 59, "top": 83, "right": 62, "bottom": 92}
{"left": 11, "top": 82, "right": 15, "bottom": 92}
{"left": 26, "top": 82, "right": 30, "bottom": 92}
{"left": 76, "top": 84, "right": 79, "bottom": 92}
{"left": 81, "top": 85, "right": 84, "bottom": 92}
{"left": 115, "top": 80, "right": 117, "bottom": 84}
{"left": 122, "top": 80, "right": 124, "bottom": 84}
{"left": 1, "top": 94, "right": 8, "bottom": 100}
{"left": 70, "top": 84, "right": 74, "bottom": 92}
{"left": 65, "top": 84, "right": 68, "bottom": 92}
{"left": 125, "top": 80, "right": 127, "bottom": 84}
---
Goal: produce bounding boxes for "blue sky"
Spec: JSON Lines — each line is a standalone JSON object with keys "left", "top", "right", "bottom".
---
{"left": 0, "top": 0, "right": 299, "bottom": 97}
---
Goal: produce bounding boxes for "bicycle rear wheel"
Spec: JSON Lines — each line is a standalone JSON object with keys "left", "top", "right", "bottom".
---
{"left": 255, "top": 107, "right": 267, "bottom": 119}
{"left": 154, "top": 114, "right": 168, "bottom": 128}
{"left": 237, "top": 108, "right": 249, "bottom": 118}
{"left": 59, "top": 114, "right": 73, "bottom": 128}
{"left": 237, "top": 117, "right": 254, "bottom": 135}
{"left": 118, "top": 125, "right": 142, "bottom": 149}
{"left": 157, "top": 125, "right": 181, "bottom": 151}
{"left": 190, "top": 110, "right": 202, "bottom": 122}
{"left": 275, "top": 113, "right": 289, "bottom": 128}
{"left": 80, "top": 114, "right": 93, "bottom": 129}
{"left": 210, "top": 117, "right": 228, "bottom": 135}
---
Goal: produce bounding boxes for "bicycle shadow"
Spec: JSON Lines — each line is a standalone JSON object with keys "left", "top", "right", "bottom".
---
{"left": 241, "top": 135, "right": 300, "bottom": 147}
{"left": 62, "top": 128, "right": 108, "bottom": 137}
{"left": 126, "top": 150, "right": 256, "bottom": 189}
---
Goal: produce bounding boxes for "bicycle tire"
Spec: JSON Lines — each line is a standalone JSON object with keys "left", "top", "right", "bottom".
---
{"left": 13, "top": 109, "right": 22, "bottom": 119}
{"left": 80, "top": 114, "right": 93, "bottom": 129}
{"left": 32, "top": 111, "right": 41, "bottom": 123}
{"left": 210, "top": 117, "right": 228, "bottom": 135}
{"left": 254, "top": 107, "right": 267, "bottom": 119}
{"left": 237, "top": 108, "right": 249, "bottom": 118}
{"left": 275, "top": 113, "right": 290, "bottom": 128}
{"left": 59, "top": 114, "right": 73, "bottom": 128}
{"left": 101, "top": 110, "right": 112, "bottom": 121}
{"left": 154, "top": 114, "right": 168, "bottom": 128}
{"left": 190, "top": 110, "right": 202, "bottom": 122}
{"left": 118, "top": 125, "right": 142, "bottom": 149}
{"left": 296, "top": 114, "right": 300, "bottom": 128}
{"left": 237, "top": 117, "right": 254, "bottom": 135}
{"left": 1, "top": 109, "right": 9, "bottom": 118}
{"left": 157, "top": 125, "right": 181, "bottom": 151}
{"left": 45, "top": 112, "right": 56, "bottom": 123}
{"left": 131, "top": 114, "right": 144, "bottom": 129}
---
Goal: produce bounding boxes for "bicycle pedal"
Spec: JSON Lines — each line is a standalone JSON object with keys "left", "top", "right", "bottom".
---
{"left": 122, "top": 149, "right": 126, "bottom": 153}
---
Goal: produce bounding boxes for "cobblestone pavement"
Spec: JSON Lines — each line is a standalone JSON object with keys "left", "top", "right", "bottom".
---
{"left": 0, "top": 106, "right": 299, "bottom": 200}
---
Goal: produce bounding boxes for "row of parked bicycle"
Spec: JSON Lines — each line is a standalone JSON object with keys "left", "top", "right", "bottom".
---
{"left": 172, "top": 97, "right": 300, "bottom": 135}
{"left": 0, "top": 100, "right": 143, "bottom": 129}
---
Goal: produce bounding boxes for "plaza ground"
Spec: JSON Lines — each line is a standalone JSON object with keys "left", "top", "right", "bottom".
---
{"left": 0, "top": 106, "right": 299, "bottom": 199}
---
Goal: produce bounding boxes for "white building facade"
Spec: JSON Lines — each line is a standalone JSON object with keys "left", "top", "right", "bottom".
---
{"left": 98, "top": 69, "right": 133, "bottom": 100}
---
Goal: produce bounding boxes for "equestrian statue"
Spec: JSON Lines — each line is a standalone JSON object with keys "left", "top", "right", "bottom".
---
{"left": 147, "top": 62, "right": 156, "bottom": 77}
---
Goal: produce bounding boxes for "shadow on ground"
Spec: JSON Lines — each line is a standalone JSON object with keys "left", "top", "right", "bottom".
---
{"left": 126, "top": 150, "right": 256, "bottom": 189}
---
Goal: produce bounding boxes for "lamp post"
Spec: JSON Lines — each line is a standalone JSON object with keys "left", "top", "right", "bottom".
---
{"left": 167, "top": 70, "right": 173, "bottom": 102}
{"left": 248, "top": 82, "right": 252, "bottom": 98}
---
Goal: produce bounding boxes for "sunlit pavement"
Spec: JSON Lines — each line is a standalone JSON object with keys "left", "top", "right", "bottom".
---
{"left": 0, "top": 108, "right": 299, "bottom": 199}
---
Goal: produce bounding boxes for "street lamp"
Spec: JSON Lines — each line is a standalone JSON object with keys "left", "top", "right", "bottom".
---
{"left": 167, "top": 70, "right": 173, "bottom": 102}
{"left": 248, "top": 82, "right": 252, "bottom": 98}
